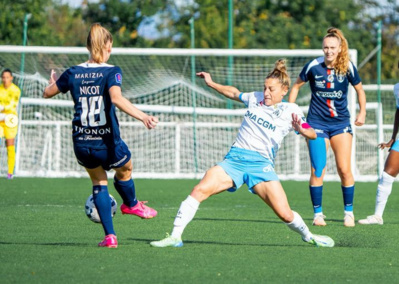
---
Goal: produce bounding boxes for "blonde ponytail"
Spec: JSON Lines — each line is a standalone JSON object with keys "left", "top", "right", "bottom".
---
{"left": 86, "top": 23, "right": 113, "bottom": 63}
{"left": 266, "top": 59, "right": 291, "bottom": 89}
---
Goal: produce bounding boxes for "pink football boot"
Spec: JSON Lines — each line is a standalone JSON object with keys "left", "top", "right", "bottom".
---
{"left": 98, "top": 234, "right": 118, "bottom": 248}
{"left": 121, "top": 201, "right": 157, "bottom": 219}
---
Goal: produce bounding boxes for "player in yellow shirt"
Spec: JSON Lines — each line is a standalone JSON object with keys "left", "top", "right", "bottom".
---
{"left": 0, "top": 69, "right": 21, "bottom": 179}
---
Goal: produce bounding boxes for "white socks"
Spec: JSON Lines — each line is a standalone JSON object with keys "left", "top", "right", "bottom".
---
{"left": 374, "top": 171, "right": 395, "bottom": 217}
{"left": 170, "top": 198, "right": 314, "bottom": 242}
{"left": 171, "top": 195, "right": 200, "bottom": 239}
{"left": 286, "top": 211, "right": 313, "bottom": 242}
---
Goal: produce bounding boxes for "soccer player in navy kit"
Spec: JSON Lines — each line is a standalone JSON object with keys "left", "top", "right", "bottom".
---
{"left": 289, "top": 27, "right": 366, "bottom": 227}
{"left": 151, "top": 59, "right": 334, "bottom": 248}
{"left": 43, "top": 23, "right": 159, "bottom": 248}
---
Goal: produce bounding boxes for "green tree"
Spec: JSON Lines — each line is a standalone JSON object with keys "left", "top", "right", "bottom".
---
{"left": 162, "top": 0, "right": 385, "bottom": 81}
{"left": 82, "top": 0, "right": 167, "bottom": 47}
{"left": 0, "top": 0, "right": 87, "bottom": 46}
{"left": 360, "top": 0, "right": 399, "bottom": 83}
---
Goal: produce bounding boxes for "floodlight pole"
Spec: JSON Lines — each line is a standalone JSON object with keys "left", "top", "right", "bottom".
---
{"left": 20, "top": 13, "right": 32, "bottom": 79}
{"left": 15, "top": 13, "right": 31, "bottom": 176}
{"left": 189, "top": 17, "right": 198, "bottom": 174}
{"left": 227, "top": 0, "right": 234, "bottom": 109}
{"left": 377, "top": 20, "right": 383, "bottom": 176}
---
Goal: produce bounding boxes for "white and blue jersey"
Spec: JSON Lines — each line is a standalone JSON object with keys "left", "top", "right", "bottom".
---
{"left": 232, "top": 91, "right": 306, "bottom": 162}
{"left": 299, "top": 57, "right": 361, "bottom": 124}
{"left": 218, "top": 91, "right": 306, "bottom": 192}
{"left": 56, "top": 63, "right": 123, "bottom": 149}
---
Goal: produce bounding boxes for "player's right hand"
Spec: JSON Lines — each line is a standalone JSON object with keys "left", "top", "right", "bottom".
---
{"left": 196, "top": 71, "right": 213, "bottom": 85}
{"left": 143, "top": 115, "right": 159, "bottom": 130}
{"left": 378, "top": 139, "right": 394, "bottom": 150}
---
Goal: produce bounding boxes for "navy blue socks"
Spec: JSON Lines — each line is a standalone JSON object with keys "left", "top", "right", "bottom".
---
{"left": 92, "top": 185, "right": 115, "bottom": 236}
{"left": 113, "top": 177, "right": 138, "bottom": 207}
{"left": 342, "top": 184, "right": 355, "bottom": 212}
{"left": 309, "top": 185, "right": 323, "bottom": 214}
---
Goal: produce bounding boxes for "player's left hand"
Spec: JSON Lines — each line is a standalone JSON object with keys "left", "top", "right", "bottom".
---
{"left": 355, "top": 111, "right": 366, "bottom": 126}
{"left": 291, "top": 113, "right": 303, "bottom": 133}
{"left": 143, "top": 115, "right": 159, "bottom": 129}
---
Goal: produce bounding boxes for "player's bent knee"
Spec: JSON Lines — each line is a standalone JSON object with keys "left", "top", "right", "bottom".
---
{"left": 278, "top": 210, "right": 294, "bottom": 223}
{"left": 191, "top": 184, "right": 213, "bottom": 201}
{"left": 114, "top": 165, "right": 132, "bottom": 181}
{"left": 308, "top": 137, "right": 327, "bottom": 178}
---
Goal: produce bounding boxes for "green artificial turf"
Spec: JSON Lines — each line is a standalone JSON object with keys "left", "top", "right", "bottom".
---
{"left": 0, "top": 178, "right": 398, "bottom": 283}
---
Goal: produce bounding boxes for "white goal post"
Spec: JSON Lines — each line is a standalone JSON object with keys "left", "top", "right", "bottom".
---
{"left": 0, "top": 46, "right": 391, "bottom": 181}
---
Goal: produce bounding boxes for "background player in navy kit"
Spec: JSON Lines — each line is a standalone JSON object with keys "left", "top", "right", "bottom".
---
{"left": 150, "top": 59, "right": 334, "bottom": 248}
{"left": 289, "top": 27, "right": 366, "bottom": 227}
{"left": 43, "top": 23, "right": 159, "bottom": 248}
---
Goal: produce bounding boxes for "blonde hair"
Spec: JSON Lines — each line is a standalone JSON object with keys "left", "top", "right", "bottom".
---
{"left": 86, "top": 23, "right": 113, "bottom": 63}
{"left": 324, "top": 27, "right": 350, "bottom": 75}
{"left": 266, "top": 59, "right": 291, "bottom": 89}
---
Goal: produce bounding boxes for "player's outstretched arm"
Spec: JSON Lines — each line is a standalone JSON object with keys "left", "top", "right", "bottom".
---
{"left": 292, "top": 113, "right": 317, "bottom": 140}
{"left": 196, "top": 71, "right": 241, "bottom": 102}
{"left": 110, "top": 86, "right": 158, "bottom": 130}
{"left": 288, "top": 78, "right": 306, "bottom": 103}
{"left": 43, "top": 70, "right": 60, "bottom": 98}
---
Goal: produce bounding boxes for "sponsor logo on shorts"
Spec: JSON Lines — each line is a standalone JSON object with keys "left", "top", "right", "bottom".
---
{"left": 343, "top": 126, "right": 352, "bottom": 133}
{"left": 315, "top": 129, "right": 324, "bottom": 134}
{"left": 109, "top": 155, "right": 128, "bottom": 167}
{"left": 263, "top": 165, "right": 275, "bottom": 173}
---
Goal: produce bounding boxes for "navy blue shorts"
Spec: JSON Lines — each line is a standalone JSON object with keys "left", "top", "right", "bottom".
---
{"left": 308, "top": 120, "right": 353, "bottom": 139}
{"left": 73, "top": 141, "right": 131, "bottom": 171}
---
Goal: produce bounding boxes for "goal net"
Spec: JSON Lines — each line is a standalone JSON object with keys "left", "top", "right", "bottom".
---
{"left": 0, "top": 46, "right": 391, "bottom": 181}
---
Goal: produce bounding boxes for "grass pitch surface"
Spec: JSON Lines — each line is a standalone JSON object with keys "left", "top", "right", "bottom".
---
{"left": 1, "top": 178, "right": 398, "bottom": 283}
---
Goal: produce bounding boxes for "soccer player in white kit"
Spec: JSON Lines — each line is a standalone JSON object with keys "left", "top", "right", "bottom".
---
{"left": 151, "top": 59, "right": 334, "bottom": 248}
{"left": 359, "top": 61, "right": 399, "bottom": 225}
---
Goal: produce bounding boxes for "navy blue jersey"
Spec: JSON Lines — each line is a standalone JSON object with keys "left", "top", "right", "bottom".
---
{"left": 299, "top": 57, "right": 361, "bottom": 123}
{"left": 56, "top": 63, "right": 123, "bottom": 149}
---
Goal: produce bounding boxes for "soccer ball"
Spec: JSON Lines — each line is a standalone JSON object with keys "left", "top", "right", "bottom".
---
{"left": 85, "top": 194, "right": 117, "bottom": 223}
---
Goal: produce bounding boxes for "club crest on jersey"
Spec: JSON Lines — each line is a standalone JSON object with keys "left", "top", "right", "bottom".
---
{"left": 337, "top": 74, "right": 345, "bottom": 83}
{"left": 115, "top": 73, "right": 122, "bottom": 83}
{"left": 272, "top": 107, "right": 283, "bottom": 118}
